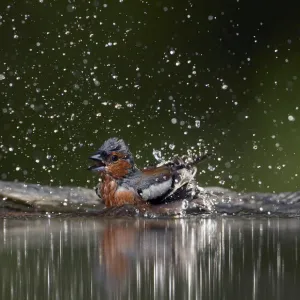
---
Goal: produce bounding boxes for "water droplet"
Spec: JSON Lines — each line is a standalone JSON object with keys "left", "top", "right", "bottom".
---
{"left": 208, "top": 165, "right": 215, "bottom": 171}
{"left": 288, "top": 115, "right": 295, "bottom": 121}
{"left": 152, "top": 149, "right": 162, "bottom": 162}
{"left": 225, "top": 162, "right": 231, "bottom": 168}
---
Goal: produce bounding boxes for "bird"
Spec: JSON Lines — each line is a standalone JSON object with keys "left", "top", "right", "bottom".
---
{"left": 88, "top": 137, "right": 210, "bottom": 208}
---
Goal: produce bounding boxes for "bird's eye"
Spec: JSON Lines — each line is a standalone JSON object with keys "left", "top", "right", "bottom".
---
{"left": 111, "top": 155, "right": 119, "bottom": 162}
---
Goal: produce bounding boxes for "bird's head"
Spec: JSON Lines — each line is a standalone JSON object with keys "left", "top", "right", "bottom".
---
{"left": 89, "top": 138, "right": 135, "bottom": 179}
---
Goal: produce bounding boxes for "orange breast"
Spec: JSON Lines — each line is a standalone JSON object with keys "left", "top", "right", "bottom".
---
{"left": 100, "top": 174, "right": 141, "bottom": 207}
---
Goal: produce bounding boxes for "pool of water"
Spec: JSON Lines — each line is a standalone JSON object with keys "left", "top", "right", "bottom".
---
{"left": 0, "top": 216, "right": 299, "bottom": 300}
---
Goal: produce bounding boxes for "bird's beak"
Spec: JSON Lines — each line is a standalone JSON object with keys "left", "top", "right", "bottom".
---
{"left": 88, "top": 154, "right": 106, "bottom": 172}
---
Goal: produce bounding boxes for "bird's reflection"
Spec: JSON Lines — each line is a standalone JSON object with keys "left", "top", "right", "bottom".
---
{"left": 100, "top": 222, "right": 136, "bottom": 282}
{"left": 96, "top": 218, "right": 218, "bottom": 298}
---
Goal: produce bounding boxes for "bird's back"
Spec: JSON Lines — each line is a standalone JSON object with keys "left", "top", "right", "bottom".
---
{"left": 121, "top": 156, "right": 199, "bottom": 204}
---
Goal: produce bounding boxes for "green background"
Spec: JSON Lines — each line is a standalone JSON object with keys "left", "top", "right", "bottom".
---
{"left": 1, "top": 0, "right": 300, "bottom": 193}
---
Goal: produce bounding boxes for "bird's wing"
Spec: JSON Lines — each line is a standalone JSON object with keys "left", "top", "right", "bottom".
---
{"left": 122, "top": 167, "right": 174, "bottom": 201}
{"left": 140, "top": 158, "right": 199, "bottom": 202}
{"left": 122, "top": 153, "right": 206, "bottom": 203}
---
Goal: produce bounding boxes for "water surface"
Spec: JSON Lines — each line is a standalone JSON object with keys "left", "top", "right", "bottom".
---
{"left": 1, "top": 216, "right": 299, "bottom": 300}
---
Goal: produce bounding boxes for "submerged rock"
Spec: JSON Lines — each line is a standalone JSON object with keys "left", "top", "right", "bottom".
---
{"left": 1, "top": 180, "right": 300, "bottom": 217}
{"left": 0, "top": 180, "right": 103, "bottom": 213}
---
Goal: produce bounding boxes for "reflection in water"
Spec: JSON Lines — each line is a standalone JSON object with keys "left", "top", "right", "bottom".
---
{"left": 0, "top": 217, "right": 300, "bottom": 300}
{"left": 97, "top": 218, "right": 218, "bottom": 299}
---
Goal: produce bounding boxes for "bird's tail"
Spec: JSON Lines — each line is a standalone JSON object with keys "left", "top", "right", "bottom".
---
{"left": 161, "top": 153, "right": 211, "bottom": 202}
{"left": 183, "top": 153, "right": 212, "bottom": 167}
{"left": 164, "top": 153, "right": 211, "bottom": 171}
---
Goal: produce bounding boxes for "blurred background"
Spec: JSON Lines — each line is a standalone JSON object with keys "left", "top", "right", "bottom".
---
{"left": 1, "top": 0, "right": 300, "bottom": 192}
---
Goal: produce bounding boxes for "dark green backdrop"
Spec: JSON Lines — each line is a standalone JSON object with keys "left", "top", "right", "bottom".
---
{"left": 1, "top": 0, "right": 300, "bottom": 192}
